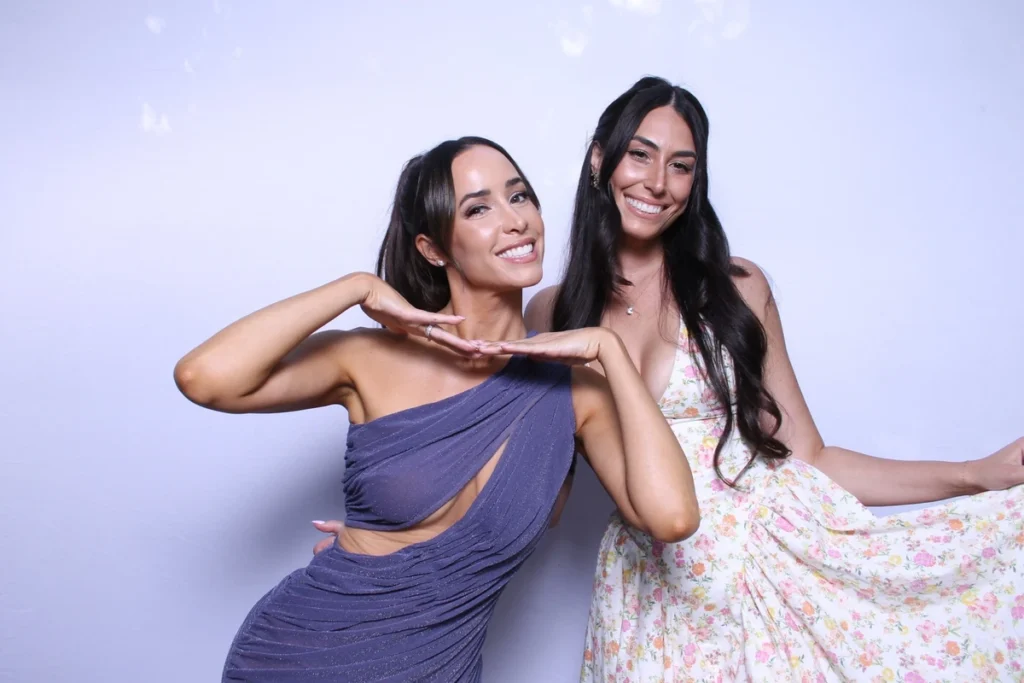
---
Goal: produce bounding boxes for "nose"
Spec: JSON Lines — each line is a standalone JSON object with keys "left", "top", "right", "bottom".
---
{"left": 644, "top": 164, "right": 666, "bottom": 196}
{"left": 500, "top": 201, "right": 528, "bottom": 233}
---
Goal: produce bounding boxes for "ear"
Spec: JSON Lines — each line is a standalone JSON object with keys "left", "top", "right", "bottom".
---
{"left": 589, "top": 144, "right": 603, "bottom": 177}
{"left": 414, "top": 234, "right": 446, "bottom": 268}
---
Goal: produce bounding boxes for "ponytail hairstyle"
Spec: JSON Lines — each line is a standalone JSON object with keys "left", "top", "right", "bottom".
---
{"left": 552, "top": 76, "right": 790, "bottom": 484}
{"left": 375, "top": 136, "right": 541, "bottom": 311}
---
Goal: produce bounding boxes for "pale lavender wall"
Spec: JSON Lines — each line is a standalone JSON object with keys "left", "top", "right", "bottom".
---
{"left": 2, "top": 1, "right": 1022, "bottom": 681}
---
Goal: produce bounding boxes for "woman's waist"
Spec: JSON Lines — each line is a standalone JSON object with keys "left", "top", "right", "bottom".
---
{"left": 670, "top": 420, "right": 787, "bottom": 482}
{"left": 303, "top": 543, "right": 505, "bottom": 605}
{"left": 338, "top": 514, "right": 462, "bottom": 556}
{"left": 310, "top": 516, "right": 546, "bottom": 587}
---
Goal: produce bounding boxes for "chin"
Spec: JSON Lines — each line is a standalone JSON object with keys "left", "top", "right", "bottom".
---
{"left": 620, "top": 220, "right": 669, "bottom": 244}
{"left": 498, "top": 266, "right": 543, "bottom": 291}
{"left": 516, "top": 266, "right": 544, "bottom": 288}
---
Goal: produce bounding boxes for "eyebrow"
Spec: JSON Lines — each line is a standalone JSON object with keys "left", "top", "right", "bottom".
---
{"left": 457, "top": 177, "right": 526, "bottom": 208}
{"left": 632, "top": 135, "right": 697, "bottom": 160}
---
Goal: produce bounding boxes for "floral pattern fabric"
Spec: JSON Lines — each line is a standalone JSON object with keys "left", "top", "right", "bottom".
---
{"left": 581, "top": 325, "right": 1024, "bottom": 683}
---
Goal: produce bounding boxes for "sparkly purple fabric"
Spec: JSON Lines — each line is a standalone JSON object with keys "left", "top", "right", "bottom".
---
{"left": 222, "top": 355, "right": 575, "bottom": 682}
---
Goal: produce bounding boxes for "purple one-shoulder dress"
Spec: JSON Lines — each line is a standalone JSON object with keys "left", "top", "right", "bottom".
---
{"left": 222, "top": 354, "right": 576, "bottom": 682}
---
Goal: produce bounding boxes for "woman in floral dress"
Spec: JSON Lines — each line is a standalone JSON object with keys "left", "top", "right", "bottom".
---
{"left": 526, "top": 77, "right": 1024, "bottom": 682}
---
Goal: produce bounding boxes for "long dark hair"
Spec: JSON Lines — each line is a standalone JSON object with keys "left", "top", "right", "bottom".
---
{"left": 552, "top": 76, "right": 790, "bottom": 484}
{"left": 375, "top": 136, "right": 540, "bottom": 312}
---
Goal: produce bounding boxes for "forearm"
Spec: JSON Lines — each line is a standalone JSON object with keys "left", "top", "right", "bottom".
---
{"left": 810, "top": 445, "right": 979, "bottom": 507}
{"left": 598, "top": 335, "right": 699, "bottom": 537}
{"left": 175, "top": 273, "right": 371, "bottom": 397}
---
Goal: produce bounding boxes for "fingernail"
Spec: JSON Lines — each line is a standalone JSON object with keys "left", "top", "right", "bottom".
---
{"left": 312, "top": 520, "right": 325, "bottom": 525}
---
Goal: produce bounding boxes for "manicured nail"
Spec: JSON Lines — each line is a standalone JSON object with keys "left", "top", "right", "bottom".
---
{"left": 312, "top": 520, "right": 325, "bottom": 525}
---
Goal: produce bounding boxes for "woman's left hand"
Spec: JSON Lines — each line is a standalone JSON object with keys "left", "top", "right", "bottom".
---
{"left": 964, "top": 437, "right": 1024, "bottom": 492}
{"left": 475, "top": 328, "right": 613, "bottom": 366}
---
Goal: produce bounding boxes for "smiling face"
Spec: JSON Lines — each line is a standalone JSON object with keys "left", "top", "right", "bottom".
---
{"left": 418, "top": 144, "right": 544, "bottom": 292}
{"left": 596, "top": 105, "right": 697, "bottom": 244}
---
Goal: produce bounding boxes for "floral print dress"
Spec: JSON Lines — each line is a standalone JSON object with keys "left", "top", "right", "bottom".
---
{"left": 581, "top": 324, "right": 1024, "bottom": 683}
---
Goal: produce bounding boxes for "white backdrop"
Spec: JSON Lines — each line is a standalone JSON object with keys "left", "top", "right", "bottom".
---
{"left": 2, "top": 1, "right": 1022, "bottom": 681}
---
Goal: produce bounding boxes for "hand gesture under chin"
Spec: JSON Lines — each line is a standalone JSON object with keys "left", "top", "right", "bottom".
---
{"left": 475, "top": 329, "right": 612, "bottom": 366}
{"left": 359, "top": 276, "right": 480, "bottom": 356}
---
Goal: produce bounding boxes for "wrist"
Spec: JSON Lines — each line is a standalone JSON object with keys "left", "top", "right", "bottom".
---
{"left": 594, "top": 328, "right": 627, "bottom": 364}
{"left": 956, "top": 459, "right": 986, "bottom": 496}
{"left": 337, "top": 272, "right": 376, "bottom": 304}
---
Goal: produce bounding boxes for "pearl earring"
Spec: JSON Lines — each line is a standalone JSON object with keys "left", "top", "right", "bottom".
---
{"left": 436, "top": 260, "right": 445, "bottom": 267}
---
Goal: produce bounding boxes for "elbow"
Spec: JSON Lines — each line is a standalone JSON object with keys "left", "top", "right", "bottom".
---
{"left": 173, "top": 357, "right": 224, "bottom": 408}
{"left": 649, "top": 507, "right": 701, "bottom": 543}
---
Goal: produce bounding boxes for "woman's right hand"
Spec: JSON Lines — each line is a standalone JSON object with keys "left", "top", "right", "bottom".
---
{"left": 311, "top": 520, "right": 345, "bottom": 555}
{"left": 358, "top": 275, "right": 481, "bottom": 356}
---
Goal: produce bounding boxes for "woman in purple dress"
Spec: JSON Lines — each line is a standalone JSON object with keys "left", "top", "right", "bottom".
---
{"left": 174, "top": 136, "right": 701, "bottom": 682}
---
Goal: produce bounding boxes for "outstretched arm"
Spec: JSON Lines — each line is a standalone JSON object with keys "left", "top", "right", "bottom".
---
{"left": 733, "top": 257, "right": 1024, "bottom": 506}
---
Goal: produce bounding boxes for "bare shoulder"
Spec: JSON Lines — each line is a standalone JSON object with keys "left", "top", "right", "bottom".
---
{"left": 569, "top": 364, "right": 611, "bottom": 431}
{"left": 729, "top": 256, "right": 774, "bottom": 321}
{"left": 524, "top": 285, "right": 559, "bottom": 333}
{"left": 328, "top": 327, "right": 424, "bottom": 402}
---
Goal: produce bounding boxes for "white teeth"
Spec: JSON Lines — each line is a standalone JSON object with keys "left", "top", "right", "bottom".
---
{"left": 626, "top": 197, "right": 663, "bottom": 215}
{"left": 497, "top": 243, "right": 534, "bottom": 259}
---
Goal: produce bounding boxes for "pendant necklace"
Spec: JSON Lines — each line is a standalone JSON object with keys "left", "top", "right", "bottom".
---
{"left": 624, "top": 268, "right": 662, "bottom": 317}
